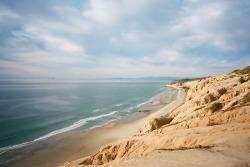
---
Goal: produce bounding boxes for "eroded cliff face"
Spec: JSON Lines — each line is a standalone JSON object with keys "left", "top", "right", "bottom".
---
{"left": 62, "top": 70, "right": 250, "bottom": 167}
{"left": 169, "top": 73, "right": 249, "bottom": 125}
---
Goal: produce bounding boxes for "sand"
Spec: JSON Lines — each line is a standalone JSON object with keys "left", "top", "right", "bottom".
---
{"left": 8, "top": 69, "right": 250, "bottom": 167}
{"left": 63, "top": 70, "right": 250, "bottom": 167}
{"left": 4, "top": 86, "right": 185, "bottom": 167}
{"left": 59, "top": 87, "right": 186, "bottom": 167}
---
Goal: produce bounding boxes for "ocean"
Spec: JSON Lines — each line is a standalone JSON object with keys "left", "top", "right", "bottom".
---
{"left": 0, "top": 79, "right": 176, "bottom": 158}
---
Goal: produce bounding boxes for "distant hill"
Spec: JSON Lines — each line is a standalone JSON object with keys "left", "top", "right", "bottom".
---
{"left": 109, "top": 77, "right": 184, "bottom": 81}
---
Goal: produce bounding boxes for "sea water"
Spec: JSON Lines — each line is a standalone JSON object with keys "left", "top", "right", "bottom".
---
{"left": 0, "top": 79, "right": 176, "bottom": 156}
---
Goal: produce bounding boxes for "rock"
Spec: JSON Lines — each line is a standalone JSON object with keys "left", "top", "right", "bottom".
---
{"left": 140, "top": 116, "right": 173, "bottom": 134}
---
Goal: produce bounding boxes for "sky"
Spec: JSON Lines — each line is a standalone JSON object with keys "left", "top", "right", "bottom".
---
{"left": 0, "top": 0, "right": 249, "bottom": 79}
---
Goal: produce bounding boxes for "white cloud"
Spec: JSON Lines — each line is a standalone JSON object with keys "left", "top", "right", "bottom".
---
{"left": 52, "top": 6, "right": 93, "bottom": 34}
{"left": 13, "top": 51, "right": 85, "bottom": 65}
{"left": 122, "top": 32, "right": 139, "bottom": 42}
{"left": 0, "top": 8, "right": 20, "bottom": 26}
{"left": 0, "top": 60, "right": 49, "bottom": 76}
{"left": 143, "top": 49, "right": 184, "bottom": 64}
{"left": 41, "top": 34, "right": 83, "bottom": 53}
{"left": 0, "top": 8, "right": 19, "bottom": 18}
{"left": 0, "top": 0, "right": 249, "bottom": 79}
{"left": 156, "top": 49, "right": 184, "bottom": 62}
{"left": 83, "top": 0, "right": 152, "bottom": 25}
{"left": 169, "top": 1, "right": 238, "bottom": 51}
{"left": 83, "top": 0, "right": 120, "bottom": 25}
{"left": 25, "top": 27, "right": 84, "bottom": 53}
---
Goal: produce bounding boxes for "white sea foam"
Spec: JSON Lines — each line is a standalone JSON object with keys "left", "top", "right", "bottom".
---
{"left": 122, "top": 107, "right": 134, "bottom": 113}
{"left": 0, "top": 111, "right": 118, "bottom": 155}
{"left": 93, "top": 109, "right": 100, "bottom": 112}
{"left": 92, "top": 108, "right": 106, "bottom": 112}
{"left": 88, "top": 118, "right": 118, "bottom": 130}
{"left": 136, "top": 91, "right": 167, "bottom": 108}
{"left": 136, "top": 101, "right": 150, "bottom": 107}
{"left": 114, "top": 103, "right": 124, "bottom": 107}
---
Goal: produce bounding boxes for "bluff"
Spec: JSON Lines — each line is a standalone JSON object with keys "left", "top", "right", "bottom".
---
{"left": 62, "top": 66, "right": 250, "bottom": 167}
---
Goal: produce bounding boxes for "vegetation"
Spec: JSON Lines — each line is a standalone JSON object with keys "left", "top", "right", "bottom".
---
{"left": 178, "top": 77, "right": 207, "bottom": 82}
{"left": 231, "top": 66, "right": 250, "bottom": 75}
{"left": 180, "top": 86, "right": 189, "bottom": 91}
{"left": 218, "top": 88, "right": 227, "bottom": 95}
{"left": 170, "top": 77, "right": 207, "bottom": 85}
{"left": 209, "top": 103, "right": 223, "bottom": 112}
{"left": 239, "top": 76, "right": 250, "bottom": 83}
{"left": 233, "top": 66, "right": 250, "bottom": 83}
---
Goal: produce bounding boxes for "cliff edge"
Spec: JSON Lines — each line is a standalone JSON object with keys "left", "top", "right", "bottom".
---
{"left": 61, "top": 66, "right": 250, "bottom": 167}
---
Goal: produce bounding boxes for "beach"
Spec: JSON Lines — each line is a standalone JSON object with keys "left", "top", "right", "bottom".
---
{"left": 60, "top": 87, "right": 186, "bottom": 167}
{"left": 63, "top": 68, "right": 250, "bottom": 167}
{"left": 3, "top": 68, "right": 250, "bottom": 167}
{"left": 1, "top": 0, "right": 249, "bottom": 166}
{"left": 2, "top": 83, "right": 185, "bottom": 167}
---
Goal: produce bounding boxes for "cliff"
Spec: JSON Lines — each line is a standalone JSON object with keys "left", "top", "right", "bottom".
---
{"left": 61, "top": 66, "right": 250, "bottom": 167}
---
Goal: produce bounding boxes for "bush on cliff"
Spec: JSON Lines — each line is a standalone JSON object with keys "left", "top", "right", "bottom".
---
{"left": 210, "top": 103, "right": 223, "bottom": 112}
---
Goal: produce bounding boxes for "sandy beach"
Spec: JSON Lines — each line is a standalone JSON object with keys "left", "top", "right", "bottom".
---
{"left": 4, "top": 87, "right": 185, "bottom": 167}
{"left": 63, "top": 67, "right": 250, "bottom": 167}
{"left": 60, "top": 87, "right": 186, "bottom": 167}
{"left": 5, "top": 67, "right": 250, "bottom": 167}
{"left": 1, "top": 0, "right": 249, "bottom": 166}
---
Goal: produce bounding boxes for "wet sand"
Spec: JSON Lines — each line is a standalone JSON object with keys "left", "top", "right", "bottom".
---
{"left": 3, "top": 87, "right": 186, "bottom": 167}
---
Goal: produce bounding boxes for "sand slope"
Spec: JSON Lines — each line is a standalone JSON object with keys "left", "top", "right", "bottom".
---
{"left": 61, "top": 70, "right": 250, "bottom": 167}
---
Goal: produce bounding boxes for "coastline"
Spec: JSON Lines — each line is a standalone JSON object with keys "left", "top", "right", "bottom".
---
{"left": 60, "top": 86, "right": 186, "bottom": 167}
{"left": 4, "top": 86, "right": 186, "bottom": 167}
{"left": 70, "top": 69, "right": 250, "bottom": 167}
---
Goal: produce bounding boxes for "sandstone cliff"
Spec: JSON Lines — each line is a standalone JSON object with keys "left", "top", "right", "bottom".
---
{"left": 61, "top": 66, "right": 250, "bottom": 167}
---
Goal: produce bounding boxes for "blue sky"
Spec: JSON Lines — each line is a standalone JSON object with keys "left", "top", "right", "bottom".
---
{"left": 0, "top": 0, "right": 249, "bottom": 79}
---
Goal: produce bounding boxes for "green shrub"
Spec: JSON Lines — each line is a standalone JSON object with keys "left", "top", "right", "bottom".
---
{"left": 231, "top": 66, "right": 250, "bottom": 75}
{"left": 218, "top": 88, "right": 227, "bottom": 95}
{"left": 239, "top": 77, "right": 246, "bottom": 83}
{"left": 181, "top": 86, "right": 189, "bottom": 91}
{"left": 209, "top": 103, "right": 223, "bottom": 112}
{"left": 239, "top": 66, "right": 250, "bottom": 75}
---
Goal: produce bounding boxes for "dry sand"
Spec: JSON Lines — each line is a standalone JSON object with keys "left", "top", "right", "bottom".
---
{"left": 6, "top": 85, "right": 185, "bottom": 167}
{"left": 59, "top": 87, "right": 186, "bottom": 167}
{"left": 62, "top": 70, "right": 250, "bottom": 167}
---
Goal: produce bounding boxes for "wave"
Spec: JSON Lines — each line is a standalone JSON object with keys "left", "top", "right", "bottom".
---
{"left": 92, "top": 107, "right": 107, "bottom": 112}
{"left": 93, "top": 109, "right": 100, "bottom": 112}
{"left": 121, "top": 107, "right": 134, "bottom": 113}
{"left": 113, "top": 103, "right": 124, "bottom": 107}
{"left": 0, "top": 111, "right": 118, "bottom": 155}
{"left": 136, "top": 100, "right": 150, "bottom": 107}
{"left": 88, "top": 118, "right": 118, "bottom": 130}
{"left": 136, "top": 91, "right": 167, "bottom": 108}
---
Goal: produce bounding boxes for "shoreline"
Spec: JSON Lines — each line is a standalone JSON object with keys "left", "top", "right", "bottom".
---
{"left": 65, "top": 70, "right": 250, "bottom": 167}
{"left": 60, "top": 86, "right": 186, "bottom": 167}
{"left": 4, "top": 86, "right": 186, "bottom": 167}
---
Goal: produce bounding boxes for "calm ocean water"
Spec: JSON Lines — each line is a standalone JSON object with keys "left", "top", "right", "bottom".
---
{"left": 0, "top": 79, "right": 176, "bottom": 155}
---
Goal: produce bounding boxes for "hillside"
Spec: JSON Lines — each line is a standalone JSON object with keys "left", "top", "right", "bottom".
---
{"left": 61, "top": 67, "right": 250, "bottom": 167}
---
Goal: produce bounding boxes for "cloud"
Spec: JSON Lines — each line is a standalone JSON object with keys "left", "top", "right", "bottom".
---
{"left": 25, "top": 27, "right": 84, "bottom": 53}
{"left": 122, "top": 32, "right": 139, "bottom": 42}
{"left": 169, "top": 0, "right": 250, "bottom": 53}
{"left": 0, "top": 0, "right": 249, "bottom": 79}
{"left": 142, "top": 49, "right": 184, "bottom": 65}
{"left": 83, "top": 0, "right": 152, "bottom": 25}
{"left": 170, "top": 1, "right": 229, "bottom": 50}
{"left": 0, "top": 60, "right": 49, "bottom": 77}
{"left": 0, "top": 8, "right": 19, "bottom": 19}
